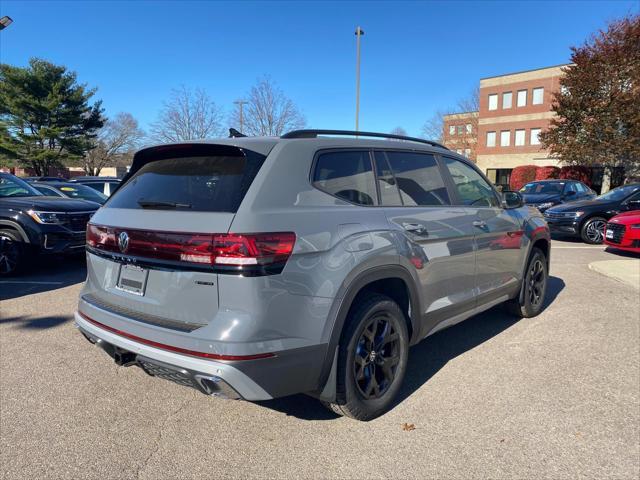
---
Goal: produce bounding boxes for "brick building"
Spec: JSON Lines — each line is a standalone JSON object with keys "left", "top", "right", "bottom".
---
{"left": 442, "top": 111, "right": 478, "bottom": 162}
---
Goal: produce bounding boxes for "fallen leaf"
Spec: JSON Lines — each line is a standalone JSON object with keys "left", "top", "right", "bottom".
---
{"left": 402, "top": 423, "right": 416, "bottom": 431}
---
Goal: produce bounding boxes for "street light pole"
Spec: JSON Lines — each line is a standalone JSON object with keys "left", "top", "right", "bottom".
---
{"left": 354, "top": 26, "right": 365, "bottom": 132}
{"left": 233, "top": 100, "right": 248, "bottom": 133}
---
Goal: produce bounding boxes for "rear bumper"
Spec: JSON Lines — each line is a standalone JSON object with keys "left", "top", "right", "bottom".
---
{"left": 74, "top": 310, "right": 327, "bottom": 400}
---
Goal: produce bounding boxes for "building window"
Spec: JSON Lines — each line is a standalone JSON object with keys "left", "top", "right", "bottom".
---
{"left": 532, "top": 87, "right": 544, "bottom": 105}
{"left": 456, "top": 149, "right": 463, "bottom": 155}
{"left": 456, "top": 125, "right": 464, "bottom": 135}
{"left": 465, "top": 123, "right": 472, "bottom": 134}
{"left": 531, "top": 128, "right": 541, "bottom": 145}
{"left": 517, "top": 89, "right": 527, "bottom": 107}
{"left": 488, "top": 94, "right": 498, "bottom": 111}
{"left": 500, "top": 130, "right": 510, "bottom": 147}
{"left": 449, "top": 125, "right": 455, "bottom": 135}
{"left": 486, "top": 131, "right": 496, "bottom": 147}
{"left": 515, "top": 129, "right": 526, "bottom": 146}
{"left": 464, "top": 148, "right": 471, "bottom": 158}
{"left": 502, "top": 92, "right": 512, "bottom": 109}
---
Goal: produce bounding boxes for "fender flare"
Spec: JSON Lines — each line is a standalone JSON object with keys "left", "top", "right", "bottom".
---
{"left": 314, "top": 264, "right": 422, "bottom": 401}
{"left": 0, "top": 219, "right": 31, "bottom": 243}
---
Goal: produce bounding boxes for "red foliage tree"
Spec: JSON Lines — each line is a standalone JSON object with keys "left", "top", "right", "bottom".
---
{"left": 535, "top": 166, "right": 560, "bottom": 181}
{"left": 509, "top": 165, "right": 538, "bottom": 191}
{"left": 559, "top": 165, "right": 592, "bottom": 186}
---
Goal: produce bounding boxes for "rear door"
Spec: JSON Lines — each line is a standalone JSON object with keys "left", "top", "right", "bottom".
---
{"left": 84, "top": 144, "right": 266, "bottom": 330}
{"left": 376, "top": 150, "right": 477, "bottom": 336}
{"left": 440, "top": 156, "right": 525, "bottom": 305}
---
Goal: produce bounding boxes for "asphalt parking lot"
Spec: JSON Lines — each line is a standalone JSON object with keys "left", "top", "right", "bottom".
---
{"left": 1, "top": 240, "right": 639, "bottom": 480}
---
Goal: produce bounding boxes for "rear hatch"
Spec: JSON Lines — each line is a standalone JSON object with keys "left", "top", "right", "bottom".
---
{"left": 82, "top": 143, "right": 269, "bottom": 331}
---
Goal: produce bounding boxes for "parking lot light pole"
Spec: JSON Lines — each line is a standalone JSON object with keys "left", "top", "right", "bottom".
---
{"left": 355, "top": 26, "right": 364, "bottom": 132}
{"left": 233, "top": 100, "right": 248, "bottom": 133}
{"left": 0, "top": 16, "right": 13, "bottom": 30}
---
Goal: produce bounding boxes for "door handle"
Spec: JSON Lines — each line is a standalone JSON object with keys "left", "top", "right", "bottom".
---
{"left": 402, "top": 222, "right": 429, "bottom": 236}
{"left": 473, "top": 220, "right": 487, "bottom": 229}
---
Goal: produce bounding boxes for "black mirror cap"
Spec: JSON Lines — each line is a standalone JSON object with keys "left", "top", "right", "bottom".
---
{"left": 502, "top": 190, "right": 524, "bottom": 209}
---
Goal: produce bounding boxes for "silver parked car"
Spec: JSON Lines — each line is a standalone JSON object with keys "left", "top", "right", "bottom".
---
{"left": 76, "top": 130, "right": 550, "bottom": 420}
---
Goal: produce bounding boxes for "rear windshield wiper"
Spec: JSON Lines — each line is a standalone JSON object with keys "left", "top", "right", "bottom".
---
{"left": 137, "top": 199, "right": 192, "bottom": 209}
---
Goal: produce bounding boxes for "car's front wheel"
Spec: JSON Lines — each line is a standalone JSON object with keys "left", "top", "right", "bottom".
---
{"left": 0, "top": 230, "right": 24, "bottom": 276}
{"left": 506, "top": 247, "right": 548, "bottom": 318}
{"left": 581, "top": 216, "right": 607, "bottom": 244}
{"left": 323, "top": 294, "right": 409, "bottom": 421}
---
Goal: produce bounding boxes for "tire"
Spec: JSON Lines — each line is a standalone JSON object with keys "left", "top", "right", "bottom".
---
{"left": 506, "top": 247, "right": 548, "bottom": 318}
{"left": 580, "top": 216, "right": 607, "bottom": 244}
{"left": 0, "top": 230, "right": 25, "bottom": 276}
{"left": 323, "top": 294, "right": 409, "bottom": 421}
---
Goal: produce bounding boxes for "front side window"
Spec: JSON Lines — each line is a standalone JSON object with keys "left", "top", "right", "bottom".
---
{"left": 444, "top": 158, "right": 499, "bottom": 207}
{"left": 500, "top": 130, "right": 511, "bottom": 147}
{"left": 515, "top": 129, "right": 526, "bottom": 146}
{"left": 488, "top": 94, "right": 498, "bottom": 111}
{"left": 532, "top": 87, "right": 544, "bottom": 105}
{"left": 531, "top": 128, "right": 541, "bottom": 145}
{"left": 384, "top": 151, "right": 450, "bottom": 206}
{"left": 486, "top": 131, "right": 496, "bottom": 147}
{"left": 502, "top": 91, "right": 512, "bottom": 109}
{"left": 313, "top": 150, "right": 377, "bottom": 206}
{"left": 517, "top": 89, "right": 527, "bottom": 107}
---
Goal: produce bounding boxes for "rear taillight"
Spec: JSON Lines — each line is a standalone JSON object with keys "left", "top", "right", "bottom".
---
{"left": 86, "top": 224, "right": 295, "bottom": 275}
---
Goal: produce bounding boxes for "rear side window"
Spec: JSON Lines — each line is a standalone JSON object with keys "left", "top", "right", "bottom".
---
{"left": 443, "top": 157, "right": 500, "bottom": 207}
{"left": 85, "top": 182, "right": 106, "bottom": 193}
{"left": 384, "top": 151, "right": 451, "bottom": 206}
{"left": 107, "top": 153, "right": 265, "bottom": 212}
{"left": 312, "top": 151, "right": 377, "bottom": 206}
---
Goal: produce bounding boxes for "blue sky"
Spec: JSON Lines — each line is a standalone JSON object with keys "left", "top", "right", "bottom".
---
{"left": 1, "top": 1, "right": 637, "bottom": 137}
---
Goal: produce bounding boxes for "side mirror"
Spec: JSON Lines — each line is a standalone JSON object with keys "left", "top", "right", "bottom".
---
{"left": 502, "top": 190, "right": 524, "bottom": 209}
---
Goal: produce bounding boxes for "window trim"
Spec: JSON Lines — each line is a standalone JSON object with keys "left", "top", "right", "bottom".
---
{"left": 488, "top": 93, "right": 498, "bottom": 111}
{"left": 514, "top": 129, "right": 526, "bottom": 147}
{"left": 517, "top": 89, "right": 527, "bottom": 107}
{"left": 502, "top": 91, "right": 513, "bottom": 109}
{"left": 532, "top": 87, "right": 544, "bottom": 105}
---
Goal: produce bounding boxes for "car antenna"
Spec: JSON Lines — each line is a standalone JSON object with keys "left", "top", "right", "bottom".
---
{"left": 229, "top": 128, "right": 247, "bottom": 138}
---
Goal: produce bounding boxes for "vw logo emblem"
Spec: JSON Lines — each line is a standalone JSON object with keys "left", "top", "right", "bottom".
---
{"left": 118, "top": 231, "right": 130, "bottom": 253}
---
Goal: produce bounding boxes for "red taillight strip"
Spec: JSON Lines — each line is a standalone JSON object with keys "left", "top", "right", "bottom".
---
{"left": 78, "top": 311, "right": 275, "bottom": 361}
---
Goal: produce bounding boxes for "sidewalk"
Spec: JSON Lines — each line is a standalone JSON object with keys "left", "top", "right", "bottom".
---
{"left": 589, "top": 259, "right": 640, "bottom": 290}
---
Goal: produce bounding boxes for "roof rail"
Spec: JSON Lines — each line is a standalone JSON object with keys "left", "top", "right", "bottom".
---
{"left": 281, "top": 129, "right": 449, "bottom": 150}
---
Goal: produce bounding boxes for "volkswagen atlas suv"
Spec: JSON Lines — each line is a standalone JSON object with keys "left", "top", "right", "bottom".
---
{"left": 75, "top": 130, "right": 551, "bottom": 420}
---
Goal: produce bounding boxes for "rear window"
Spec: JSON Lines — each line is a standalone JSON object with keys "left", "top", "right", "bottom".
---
{"left": 107, "top": 153, "right": 265, "bottom": 212}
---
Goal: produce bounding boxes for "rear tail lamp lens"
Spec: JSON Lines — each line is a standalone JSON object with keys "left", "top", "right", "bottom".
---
{"left": 86, "top": 224, "right": 295, "bottom": 273}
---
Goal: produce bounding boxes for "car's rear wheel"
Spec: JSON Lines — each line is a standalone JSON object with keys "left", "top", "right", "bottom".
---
{"left": 0, "top": 230, "right": 24, "bottom": 276}
{"left": 323, "top": 294, "right": 409, "bottom": 421}
{"left": 581, "top": 216, "right": 607, "bottom": 244}
{"left": 506, "top": 247, "right": 548, "bottom": 318}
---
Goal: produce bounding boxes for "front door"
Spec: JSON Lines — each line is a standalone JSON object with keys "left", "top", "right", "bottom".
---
{"left": 441, "top": 156, "right": 526, "bottom": 306}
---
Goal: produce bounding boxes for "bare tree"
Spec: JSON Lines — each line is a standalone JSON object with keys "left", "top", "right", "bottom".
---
{"left": 231, "top": 76, "right": 305, "bottom": 136}
{"left": 83, "top": 113, "right": 145, "bottom": 175}
{"left": 421, "top": 110, "right": 446, "bottom": 142}
{"left": 389, "top": 127, "right": 408, "bottom": 136}
{"left": 150, "top": 86, "right": 224, "bottom": 142}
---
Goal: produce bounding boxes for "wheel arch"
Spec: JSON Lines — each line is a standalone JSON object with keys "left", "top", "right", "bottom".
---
{"left": 0, "top": 220, "right": 30, "bottom": 243}
{"left": 313, "top": 264, "right": 421, "bottom": 401}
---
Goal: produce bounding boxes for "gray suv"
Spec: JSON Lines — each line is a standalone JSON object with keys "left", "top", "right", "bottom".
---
{"left": 76, "top": 130, "right": 550, "bottom": 420}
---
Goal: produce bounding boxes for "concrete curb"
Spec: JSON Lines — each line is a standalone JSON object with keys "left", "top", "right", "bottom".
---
{"left": 589, "top": 259, "right": 640, "bottom": 290}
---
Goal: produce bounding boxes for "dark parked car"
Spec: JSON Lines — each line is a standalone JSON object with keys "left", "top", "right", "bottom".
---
{"left": 24, "top": 176, "right": 67, "bottom": 182}
{"left": 70, "top": 176, "right": 121, "bottom": 197}
{"left": 0, "top": 173, "right": 98, "bottom": 275}
{"left": 32, "top": 181, "right": 108, "bottom": 205}
{"left": 544, "top": 183, "right": 640, "bottom": 244}
{"left": 520, "top": 179, "right": 595, "bottom": 213}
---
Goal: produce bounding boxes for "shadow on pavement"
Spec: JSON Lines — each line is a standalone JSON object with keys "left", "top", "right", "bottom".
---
{"left": 603, "top": 246, "right": 640, "bottom": 259}
{"left": 0, "top": 314, "right": 72, "bottom": 330}
{"left": 260, "top": 275, "right": 565, "bottom": 421}
{"left": 0, "top": 254, "right": 86, "bottom": 301}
